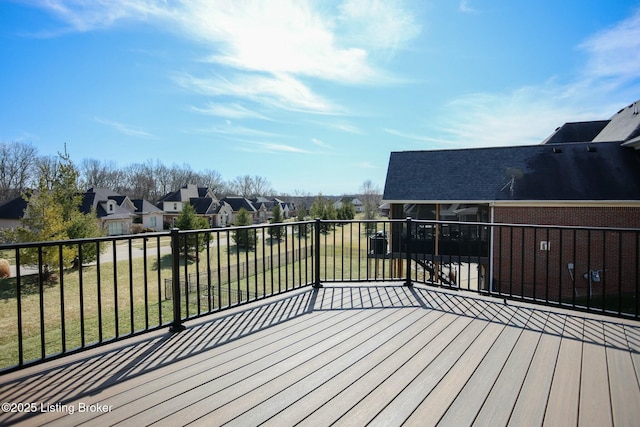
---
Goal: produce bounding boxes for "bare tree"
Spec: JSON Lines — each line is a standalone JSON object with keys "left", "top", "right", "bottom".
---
{"left": 169, "top": 163, "right": 198, "bottom": 190}
{"left": 122, "top": 160, "right": 158, "bottom": 201}
{"left": 154, "top": 161, "right": 172, "bottom": 200}
{"left": 79, "top": 158, "right": 120, "bottom": 189}
{"left": 199, "top": 169, "right": 226, "bottom": 195}
{"left": 360, "top": 179, "right": 382, "bottom": 221}
{"left": 0, "top": 141, "right": 38, "bottom": 200}
{"left": 229, "top": 175, "right": 274, "bottom": 198}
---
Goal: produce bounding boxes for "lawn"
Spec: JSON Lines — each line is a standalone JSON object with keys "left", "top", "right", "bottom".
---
{"left": 0, "top": 221, "right": 401, "bottom": 370}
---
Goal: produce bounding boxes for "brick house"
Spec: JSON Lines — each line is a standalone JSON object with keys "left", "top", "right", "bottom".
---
{"left": 382, "top": 100, "right": 640, "bottom": 301}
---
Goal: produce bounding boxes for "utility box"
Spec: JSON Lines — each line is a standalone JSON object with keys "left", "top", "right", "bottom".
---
{"left": 370, "top": 233, "right": 388, "bottom": 255}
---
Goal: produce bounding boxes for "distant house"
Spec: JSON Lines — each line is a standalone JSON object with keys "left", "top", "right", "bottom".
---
{"left": 222, "top": 196, "right": 258, "bottom": 224}
{"left": 82, "top": 187, "right": 165, "bottom": 234}
{"left": 252, "top": 197, "right": 296, "bottom": 222}
{"left": 131, "top": 199, "right": 164, "bottom": 231}
{"left": 382, "top": 100, "right": 640, "bottom": 298}
{"left": 0, "top": 187, "right": 162, "bottom": 236}
{"left": 334, "top": 197, "right": 364, "bottom": 214}
{"left": 157, "top": 184, "right": 232, "bottom": 228}
{"left": 0, "top": 197, "right": 27, "bottom": 230}
{"left": 82, "top": 188, "right": 136, "bottom": 235}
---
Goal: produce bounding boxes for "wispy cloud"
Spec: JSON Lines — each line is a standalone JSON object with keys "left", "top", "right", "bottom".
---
{"left": 190, "top": 103, "right": 269, "bottom": 120}
{"left": 196, "top": 122, "right": 283, "bottom": 139}
{"left": 34, "top": 1, "right": 421, "bottom": 115}
{"left": 32, "top": 0, "right": 171, "bottom": 32}
{"left": 311, "top": 138, "right": 333, "bottom": 149}
{"left": 459, "top": 1, "right": 478, "bottom": 14}
{"left": 354, "top": 161, "right": 380, "bottom": 169}
{"left": 175, "top": 72, "right": 343, "bottom": 115}
{"left": 425, "top": 9, "right": 640, "bottom": 148}
{"left": 245, "top": 141, "right": 310, "bottom": 154}
{"left": 578, "top": 8, "right": 640, "bottom": 83}
{"left": 338, "top": 0, "right": 421, "bottom": 53}
{"left": 94, "top": 117, "right": 153, "bottom": 138}
{"left": 384, "top": 128, "right": 447, "bottom": 145}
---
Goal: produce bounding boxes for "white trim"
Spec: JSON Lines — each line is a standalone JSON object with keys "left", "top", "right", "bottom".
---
{"left": 384, "top": 200, "right": 640, "bottom": 207}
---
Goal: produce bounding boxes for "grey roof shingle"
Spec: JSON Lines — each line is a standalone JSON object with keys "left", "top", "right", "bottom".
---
{"left": 542, "top": 121, "right": 610, "bottom": 144}
{"left": 383, "top": 141, "right": 640, "bottom": 203}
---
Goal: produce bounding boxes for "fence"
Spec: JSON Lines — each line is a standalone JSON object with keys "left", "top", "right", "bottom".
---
{"left": 0, "top": 218, "right": 638, "bottom": 372}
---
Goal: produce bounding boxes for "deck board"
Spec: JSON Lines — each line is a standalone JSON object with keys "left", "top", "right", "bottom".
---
{"left": 579, "top": 319, "right": 612, "bottom": 427}
{"left": 432, "top": 307, "right": 531, "bottom": 427}
{"left": 507, "top": 313, "right": 564, "bottom": 427}
{"left": 544, "top": 315, "right": 583, "bottom": 426}
{"left": 1, "top": 283, "right": 639, "bottom": 427}
{"left": 605, "top": 321, "right": 640, "bottom": 427}
{"left": 472, "top": 310, "right": 548, "bottom": 427}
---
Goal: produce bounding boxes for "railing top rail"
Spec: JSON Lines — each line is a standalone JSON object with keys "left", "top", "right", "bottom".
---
{"left": 0, "top": 230, "right": 172, "bottom": 249}
{"left": 3, "top": 218, "right": 638, "bottom": 249}
{"left": 317, "top": 218, "right": 640, "bottom": 233}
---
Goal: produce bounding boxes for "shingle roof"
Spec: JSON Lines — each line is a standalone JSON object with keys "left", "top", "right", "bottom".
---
{"left": 189, "top": 198, "right": 219, "bottom": 215}
{"left": 222, "top": 197, "right": 257, "bottom": 212}
{"left": 383, "top": 141, "right": 640, "bottom": 203}
{"left": 131, "top": 199, "right": 164, "bottom": 214}
{"left": 542, "top": 121, "right": 610, "bottom": 144}
{"left": 0, "top": 197, "right": 27, "bottom": 219}
{"left": 593, "top": 101, "right": 640, "bottom": 143}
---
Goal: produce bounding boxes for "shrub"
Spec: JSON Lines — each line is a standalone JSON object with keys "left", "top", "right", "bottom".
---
{"left": 0, "top": 259, "right": 10, "bottom": 279}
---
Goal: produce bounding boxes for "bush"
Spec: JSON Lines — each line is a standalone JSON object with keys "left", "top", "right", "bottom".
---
{"left": 0, "top": 259, "right": 10, "bottom": 279}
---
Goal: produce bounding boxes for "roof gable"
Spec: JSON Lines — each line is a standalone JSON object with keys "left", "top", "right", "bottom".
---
{"left": 0, "top": 197, "right": 27, "bottom": 220}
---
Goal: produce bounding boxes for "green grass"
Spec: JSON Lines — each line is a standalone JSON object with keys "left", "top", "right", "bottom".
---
{"left": 0, "top": 221, "right": 401, "bottom": 370}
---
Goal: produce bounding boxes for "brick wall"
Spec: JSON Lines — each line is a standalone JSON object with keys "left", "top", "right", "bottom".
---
{"left": 492, "top": 206, "right": 640, "bottom": 305}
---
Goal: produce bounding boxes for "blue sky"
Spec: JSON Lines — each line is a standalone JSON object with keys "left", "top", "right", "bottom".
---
{"left": 1, "top": 1, "right": 639, "bottom": 195}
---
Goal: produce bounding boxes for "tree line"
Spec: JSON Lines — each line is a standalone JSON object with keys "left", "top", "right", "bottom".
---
{"left": 0, "top": 141, "right": 275, "bottom": 203}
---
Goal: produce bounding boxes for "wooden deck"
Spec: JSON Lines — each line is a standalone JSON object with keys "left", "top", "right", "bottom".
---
{"left": 1, "top": 283, "right": 640, "bottom": 426}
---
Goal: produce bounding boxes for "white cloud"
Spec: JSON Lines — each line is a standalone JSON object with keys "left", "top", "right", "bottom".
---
{"left": 94, "top": 117, "right": 153, "bottom": 138}
{"left": 459, "top": 1, "right": 478, "bottom": 14}
{"left": 175, "top": 72, "right": 342, "bottom": 114}
{"left": 422, "top": 10, "right": 640, "bottom": 149}
{"left": 354, "top": 161, "right": 380, "bottom": 169}
{"left": 33, "top": 0, "right": 171, "bottom": 32}
{"left": 338, "top": 0, "right": 421, "bottom": 53}
{"left": 247, "top": 142, "right": 310, "bottom": 154}
{"left": 35, "top": 0, "right": 421, "bottom": 115}
{"left": 196, "top": 122, "right": 282, "bottom": 139}
{"left": 311, "top": 138, "right": 333, "bottom": 149}
{"left": 190, "top": 103, "right": 269, "bottom": 120}
{"left": 384, "top": 128, "right": 447, "bottom": 145}
{"left": 183, "top": 0, "right": 382, "bottom": 83}
{"left": 578, "top": 9, "right": 640, "bottom": 83}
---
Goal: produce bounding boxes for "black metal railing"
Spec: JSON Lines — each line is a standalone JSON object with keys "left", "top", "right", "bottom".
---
{"left": 0, "top": 218, "right": 638, "bottom": 372}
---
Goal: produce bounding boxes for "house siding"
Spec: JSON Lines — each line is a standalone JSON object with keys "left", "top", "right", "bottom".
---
{"left": 492, "top": 206, "right": 640, "bottom": 302}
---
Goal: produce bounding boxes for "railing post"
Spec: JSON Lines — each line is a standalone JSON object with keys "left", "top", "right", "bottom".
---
{"left": 313, "top": 218, "right": 323, "bottom": 288}
{"left": 170, "top": 228, "right": 186, "bottom": 332}
{"left": 405, "top": 217, "right": 413, "bottom": 286}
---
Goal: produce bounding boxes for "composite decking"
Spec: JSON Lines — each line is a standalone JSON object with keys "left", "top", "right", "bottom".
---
{"left": 1, "top": 283, "right": 640, "bottom": 426}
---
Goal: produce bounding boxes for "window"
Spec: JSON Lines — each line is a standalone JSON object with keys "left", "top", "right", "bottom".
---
{"left": 108, "top": 222, "right": 123, "bottom": 235}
